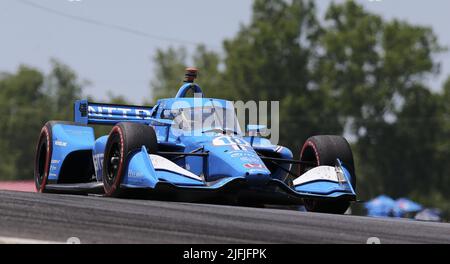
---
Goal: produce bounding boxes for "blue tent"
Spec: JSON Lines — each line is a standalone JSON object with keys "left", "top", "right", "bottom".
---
{"left": 365, "top": 195, "right": 396, "bottom": 217}
{"left": 392, "top": 198, "right": 423, "bottom": 218}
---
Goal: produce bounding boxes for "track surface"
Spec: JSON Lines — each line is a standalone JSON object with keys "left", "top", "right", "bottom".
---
{"left": 0, "top": 190, "right": 449, "bottom": 243}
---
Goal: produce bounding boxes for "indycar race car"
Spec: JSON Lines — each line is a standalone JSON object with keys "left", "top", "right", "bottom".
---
{"left": 34, "top": 68, "right": 357, "bottom": 214}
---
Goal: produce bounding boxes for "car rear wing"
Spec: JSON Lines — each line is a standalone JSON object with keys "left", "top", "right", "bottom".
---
{"left": 74, "top": 99, "right": 154, "bottom": 125}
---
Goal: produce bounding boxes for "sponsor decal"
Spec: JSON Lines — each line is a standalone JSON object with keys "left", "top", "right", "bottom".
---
{"left": 244, "top": 163, "right": 266, "bottom": 169}
{"left": 212, "top": 136, "right": 250, "bottom": 147}
{"left": 229, "top": 151, "right": 259, "bottom": 159}
{"left": 93, "top": 153, "right": 104, "bottom": 173}
{"left": 54, "top": 140, "right": 68, "bottom": 147}
{"left": 293, "top": 166, "right": 343, "bottom": 186}
{"left": 240, "top": 157, "right": 262, "bottom": 163}
{"left": 88, "top": 106, "right": 152, "bottom": 119}
{"left": 128, "top": 170, "right": 144, "bottom": 179}
{"left": 213, "top": 136, "right": 253, "bottom": 151}
{"left": 229, "top": 150, "right": 261, "bottom": 163}
{"left": 51, "top": 160, "right": 60, "bottom": 164}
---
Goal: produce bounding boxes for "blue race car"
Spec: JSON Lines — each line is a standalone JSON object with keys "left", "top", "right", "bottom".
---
{"left": 34, "top": 68, "right": 356, "bottom": 214}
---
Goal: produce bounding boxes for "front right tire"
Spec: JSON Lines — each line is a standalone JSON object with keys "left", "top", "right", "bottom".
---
{"left": 299, "top": 135, "right": 356, "bottom": 214}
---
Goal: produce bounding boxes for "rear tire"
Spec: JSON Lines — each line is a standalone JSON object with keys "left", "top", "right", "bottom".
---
{"left": 34, "top": 121, "right": 77, "bottom": 192}
{"left": 102, "top": 122, "right": 158, "bottom": 197}
{"left": 299, "top": 135, "right": 356, "bottom": 214}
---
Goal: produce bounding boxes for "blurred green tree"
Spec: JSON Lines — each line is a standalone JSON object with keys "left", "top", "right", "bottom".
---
{"left": 318, "top": 1, "right": 444, "bottom": 200}
{"left": 150, "top": 47, "right": 188, "bottom": 101}
{"left": 0, "top": 61, "right": 88, "bottom": 180}
{"left": 149, "top": 45, "right": 223, "bottom": 101}
{"left": 47, "top": 59, "right": 86, "bottom": 121}
{"left": 0, "top": 66, "right": 48, "bottom": 180}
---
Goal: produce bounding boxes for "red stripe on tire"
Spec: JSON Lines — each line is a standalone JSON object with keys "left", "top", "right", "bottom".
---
{"left": 299, "top": 140, "right": 320, "bottom": 174}
{"left": 104, "top": 125, "right": 125, "bottom": 196}
{"left": 37, "top": 126, "right": 51, "bottom": 193}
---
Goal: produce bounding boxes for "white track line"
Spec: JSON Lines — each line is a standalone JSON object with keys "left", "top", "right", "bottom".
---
{"left": 0, "top": 236, "right": 63, "bottom": 244}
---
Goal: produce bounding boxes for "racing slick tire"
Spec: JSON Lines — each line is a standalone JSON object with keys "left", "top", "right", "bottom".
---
{"left": 34, "top": 121, "right": 76, "bottom": 193}
{"left": 299, "top": 135, "right": 356, "bottom": 214}
{"left": 103, "top": 122, "right": 158, "bottom": 197}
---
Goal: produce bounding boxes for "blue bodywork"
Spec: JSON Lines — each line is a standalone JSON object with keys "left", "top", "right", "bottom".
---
{"left": 47, "top": 83, "right": 356, "bottom": 204}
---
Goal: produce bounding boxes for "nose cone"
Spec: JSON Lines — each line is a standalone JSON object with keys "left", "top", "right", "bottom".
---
{"left": 204, "top": 137, "right": 271, "bottom": 185}
{"left": 244, "top": 170, "right": 272, "bottom": 186}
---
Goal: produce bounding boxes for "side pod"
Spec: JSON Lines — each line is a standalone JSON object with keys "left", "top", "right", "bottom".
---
{"left": 48, "top": 123, "right": 95, "bottom": 183}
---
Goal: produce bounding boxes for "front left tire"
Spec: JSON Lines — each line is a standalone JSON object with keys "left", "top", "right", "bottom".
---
{"left": 102, "top": 122, "right": 158, "bottom": 197}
